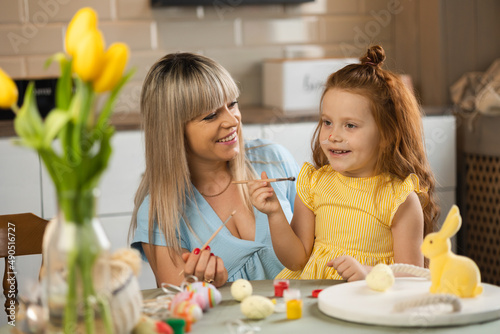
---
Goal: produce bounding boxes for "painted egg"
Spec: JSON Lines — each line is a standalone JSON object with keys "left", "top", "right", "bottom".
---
{"left": 240, "top": 295, "right": 275, "bottom": 319}
{"left": 185, "top": 281, "right": 222, "bottom": 311}
{"left": 171, "top": 291, "right": 205, "bottom": 310}
{"left": 366, "top": 263, "right": 395, "bottom": 292}
{"left": 171, "top": 300, "right": 203, "bottom": 323}
{"left": 231, "top": 279, "right": 253, "bottom": 301}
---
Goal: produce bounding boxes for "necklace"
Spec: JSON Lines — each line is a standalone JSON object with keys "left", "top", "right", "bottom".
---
{"left": 199, "top": 175, "right": 233, "bottom": 197}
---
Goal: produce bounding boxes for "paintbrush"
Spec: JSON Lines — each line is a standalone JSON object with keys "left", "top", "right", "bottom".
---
{"left": 179, "top": 210, "right": 236, "bottom": 276}
{"left": 232, "top": 176, "right": 295, "bottom": 184}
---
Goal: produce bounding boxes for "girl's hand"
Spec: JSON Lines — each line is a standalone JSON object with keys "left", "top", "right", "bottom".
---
{"left": 327, "top": 255, "right": 370, "bottom": 282}
{"left": 248, "top": 171, "right": 281, "bottom": 215}
{"left": 181, "top": 247, "right": 228, "bottom": 287}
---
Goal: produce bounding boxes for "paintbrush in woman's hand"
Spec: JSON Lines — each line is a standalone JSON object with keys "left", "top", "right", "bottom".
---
{"left": 179, "top": 210, "right": 236, "bottom": 276}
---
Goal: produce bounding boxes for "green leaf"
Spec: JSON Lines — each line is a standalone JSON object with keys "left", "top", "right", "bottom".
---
{"left": 14, "top": 82, "right": 44, "bottom": 149}
{"left": 42, "top": 109, "right": 71, "bottom": 147}
{"left": 44, "top": 52, "right": 66, "bottom": 70}
{"left": 39, "top": 149, "right": 71, "bottom": 194}
{"left": 55, "top": 57, "right": 73, "bottom": 110}
{"left": 84, "top": 126, "right": 114, "bottom": 189}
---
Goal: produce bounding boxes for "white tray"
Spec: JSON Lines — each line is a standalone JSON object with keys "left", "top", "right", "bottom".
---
{"left": 318, "top": 277, "right": 500, "bottom": 327}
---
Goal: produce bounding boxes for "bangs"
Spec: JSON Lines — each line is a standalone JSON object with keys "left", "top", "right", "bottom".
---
{"left": 180, "top": 61, "right": 240, "bottom": 121}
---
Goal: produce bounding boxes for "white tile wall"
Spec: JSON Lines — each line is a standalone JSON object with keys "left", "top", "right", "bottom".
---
{"left": 0, "top": 0, "right": 396, "bottom": 110}
{"left": 157, "top": 20, "right": 238, "bottom": 49}
{"left": 243, "top": 17, "right": 320, "bottom": 46}
{"left": 0, "top": 25, "right": 64, "bottom": 56}
{"left": 25, "top": 54, "right": 60, "bottom": 77}
{"left": 25, "top": 0, "right": 113, "bottom": 22}
{"left": 0, "top": 57, "right": 26, "bottom": 78}
{"left": 0, "top": 0, "right": 25, "bottom": 23}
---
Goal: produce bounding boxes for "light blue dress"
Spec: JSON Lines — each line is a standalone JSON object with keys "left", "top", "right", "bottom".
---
{"left": 131, "top": 139, "right": 299, "bottom": 282}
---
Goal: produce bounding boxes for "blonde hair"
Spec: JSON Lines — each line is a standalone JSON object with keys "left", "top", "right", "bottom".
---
{"left": 311, "top": 45, "right": 439, "bottom": 236}
{"left": 129, "top": 53, "right": 256, "bottom": 263}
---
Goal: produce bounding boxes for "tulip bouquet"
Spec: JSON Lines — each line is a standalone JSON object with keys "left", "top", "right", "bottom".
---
{"left": 1, "top": 7, "right": 133, "bottom": 333}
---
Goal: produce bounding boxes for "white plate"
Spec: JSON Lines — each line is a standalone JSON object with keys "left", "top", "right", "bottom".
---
{"left": 318, "top": 277, "right": 500, "bottom": 327}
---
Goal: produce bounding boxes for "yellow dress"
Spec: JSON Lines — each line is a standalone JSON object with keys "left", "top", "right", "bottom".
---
{"left": 276, "top": 162, "right": 423, "bottom": 280}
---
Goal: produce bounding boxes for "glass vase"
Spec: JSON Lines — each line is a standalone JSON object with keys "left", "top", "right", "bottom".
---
{"left": 43, "top": 189, "right": 113, "bottom": 334}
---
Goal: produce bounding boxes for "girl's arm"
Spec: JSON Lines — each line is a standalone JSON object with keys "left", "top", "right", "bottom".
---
{"left": 391, "top": 191, "right": 424, "bottom": 267}
{"left": 142, "top": 243, "right": 228, "bottom": 287}
{"left": 249, "top": 172, "right": 315, "bottom": 271}
{"left": 328, "top": 191, "right": 424, "bottom": 281}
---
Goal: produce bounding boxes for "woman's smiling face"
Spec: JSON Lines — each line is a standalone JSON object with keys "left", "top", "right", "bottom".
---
{"left": 319, "top": 88, "right": 381, "bottom": 178}
{"left": 185, "top": 100, "right": 241, "bottom": 164}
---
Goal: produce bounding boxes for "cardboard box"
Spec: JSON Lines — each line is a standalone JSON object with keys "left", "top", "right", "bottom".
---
{"left": 263, "top": 58, "right": 358, "bottom": 114}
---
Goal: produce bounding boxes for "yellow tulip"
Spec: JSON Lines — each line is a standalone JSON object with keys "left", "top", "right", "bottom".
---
{"left": 93, "top": 43, "right": 129, "bottom": 93}
{"left": 72, "top": 29, "right": 105, "bottom": 82}
{"left": 65, "top": 7, "right": 98, "bottom": 57}
{"left": 0, "top": 68, "right": 18, "bottom": 109}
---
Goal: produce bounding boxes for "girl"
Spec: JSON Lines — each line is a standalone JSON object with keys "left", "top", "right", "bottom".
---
{"left": 249, "top": 45, "right": 439, "bottom": 281}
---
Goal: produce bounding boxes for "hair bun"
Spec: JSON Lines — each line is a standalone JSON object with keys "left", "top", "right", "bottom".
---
{"left": 360, "top": 45, "right": 385, "bottom": 67}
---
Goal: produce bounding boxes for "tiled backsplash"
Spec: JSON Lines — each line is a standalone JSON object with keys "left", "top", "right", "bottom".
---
{"left": 0, "top": 0, "right": 395, "bottom": 112}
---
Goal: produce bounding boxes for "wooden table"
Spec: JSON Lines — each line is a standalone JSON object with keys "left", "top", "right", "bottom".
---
{"left": 142, "top": 279, "right": 500, "bottom": 334}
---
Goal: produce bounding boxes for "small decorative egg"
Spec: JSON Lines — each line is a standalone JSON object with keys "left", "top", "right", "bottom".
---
{"left": 231, "top": 279, "right": 253, "bottom": 301}
{"left": 240, "top": 295, "right": 275, "bottom": 319}
{"left": 366, "top": 263, "right": 395, "bottom": 292}
{"left": 185, "top": 281, "right": 222, "bottom": 311}
{"left": 171, "top": 300, "right": 203, "bottom": 323}
{"left": 171, "top": 291, "right": 205, "bottom": 311}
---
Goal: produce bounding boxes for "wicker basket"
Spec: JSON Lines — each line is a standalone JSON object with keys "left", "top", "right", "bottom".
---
{"left": 464, "top": 153, "right": 500, "bottom": 285}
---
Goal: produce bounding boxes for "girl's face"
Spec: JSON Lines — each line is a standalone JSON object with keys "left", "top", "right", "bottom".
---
{"left": 319, "top": 89, "right": 381, "bottom": 178}
{"left": 185, "top": 100, "right": 241, "bottom": 165}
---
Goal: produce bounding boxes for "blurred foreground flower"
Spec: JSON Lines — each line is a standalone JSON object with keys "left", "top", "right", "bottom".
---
{"left": 0, "top": 68, "right": 18, "bottom": 108}
{"left": 1, "top": 6, "right": 134, "bottom": 334}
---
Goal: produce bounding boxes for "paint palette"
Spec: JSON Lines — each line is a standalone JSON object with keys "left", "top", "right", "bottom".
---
{"left": 318, "top": 278, "right": 500, "bottom": 327}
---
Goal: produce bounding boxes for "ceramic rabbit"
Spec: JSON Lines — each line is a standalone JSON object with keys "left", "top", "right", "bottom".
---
{"left": 421, "top": 205, "right": 483, "bottom": 298}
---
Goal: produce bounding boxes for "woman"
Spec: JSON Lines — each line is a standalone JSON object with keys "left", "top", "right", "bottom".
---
{"left": 129, "top": 53, "right": 299, "bottom": 287}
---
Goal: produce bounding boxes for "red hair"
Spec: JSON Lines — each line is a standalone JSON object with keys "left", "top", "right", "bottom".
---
{"left": 311, "top": 45, "right": 439, "bottom": 236}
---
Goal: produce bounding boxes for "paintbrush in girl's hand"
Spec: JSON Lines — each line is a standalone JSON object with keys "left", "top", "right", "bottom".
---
{"left": 232, "top": 176, "right": 295, "bottom": 184}
{"left": 179, "top": 210, "right": 236, "bottom": 276}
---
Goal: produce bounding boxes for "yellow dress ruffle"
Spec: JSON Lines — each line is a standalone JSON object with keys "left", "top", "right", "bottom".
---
{"left": 276, "top": 163, "right": 424, "bottom": 280}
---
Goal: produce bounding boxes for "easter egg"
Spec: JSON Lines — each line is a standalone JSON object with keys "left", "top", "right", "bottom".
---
{"left": 171, "top": 291, "right": 205, "bottom": 311}
{"left": 185, "top": 281, "right": 222, "bottom": 311}
{"left": 171, "top": 300, "right": 203, "bottom": 323}
{"left": 231, "top": 279, "right": 253, "bottom": 301}
{"left": 240, "top": 295, "right": 275, "bottom": 319}
{"left": 366, "top": 263, "right": 395, "bottom": 292}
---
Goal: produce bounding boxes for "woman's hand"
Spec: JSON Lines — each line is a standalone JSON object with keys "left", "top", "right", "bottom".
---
{"left": 181, "top": 246, "right": 228, "bottom": 287}
{"left": 327, "top": 255, "right": 370, "bottom": 282}
{"left": 248, "top": 171, "right": 282, "bottom": 215}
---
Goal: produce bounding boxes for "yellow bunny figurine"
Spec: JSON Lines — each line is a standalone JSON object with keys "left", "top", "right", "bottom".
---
{"left": 421, "top": 205, "right": 483, "bottom": 298}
